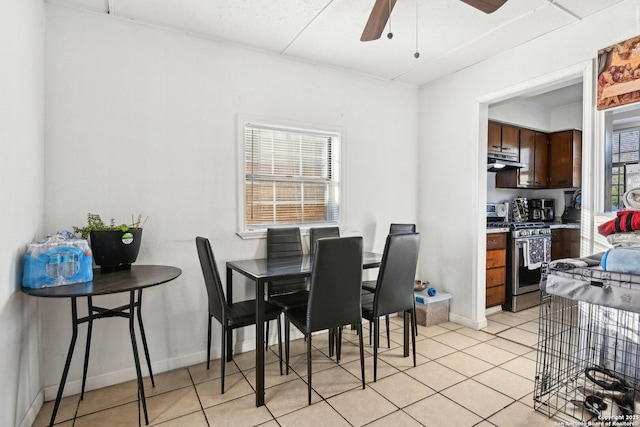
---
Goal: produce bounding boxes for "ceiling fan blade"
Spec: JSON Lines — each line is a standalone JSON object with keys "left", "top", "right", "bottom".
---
{"left": 361, "top": 0, "right": 398, "bottom": 42}
{"left": 459, "top": 0, "right": 508, "bottom": 14}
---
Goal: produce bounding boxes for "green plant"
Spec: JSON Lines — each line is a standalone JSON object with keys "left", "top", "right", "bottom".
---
{"left": 73, "top": 213, "right": 146, "bottom": 239}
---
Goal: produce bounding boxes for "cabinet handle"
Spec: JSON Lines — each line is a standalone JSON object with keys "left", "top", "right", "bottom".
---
{"left": 491, "top": 145, "right": 501, "bottom": 149}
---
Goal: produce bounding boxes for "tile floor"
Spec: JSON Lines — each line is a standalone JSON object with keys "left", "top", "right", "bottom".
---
{"left": 33, "top": 308, "right": 561, "bottom": 427}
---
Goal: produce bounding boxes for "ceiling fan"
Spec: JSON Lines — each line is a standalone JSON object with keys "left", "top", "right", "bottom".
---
{"left": 360, "top": 0, "right": 509, "bottom": 42}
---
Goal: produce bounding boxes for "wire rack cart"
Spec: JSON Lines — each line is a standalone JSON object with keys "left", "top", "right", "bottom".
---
{"left": 534, "top": 263, "right": 640, "bottom": 425}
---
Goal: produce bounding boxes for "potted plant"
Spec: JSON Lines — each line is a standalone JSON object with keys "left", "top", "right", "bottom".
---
{"left": 73, "top": 213, "right": 146, "bottom": 272}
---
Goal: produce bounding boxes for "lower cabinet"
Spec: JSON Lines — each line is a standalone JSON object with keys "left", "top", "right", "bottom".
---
{"left": 486, "top": 233, "right": 507, "bottom": 308}
{"left": 551, "top": 228, "right": 580, "bottom": 260}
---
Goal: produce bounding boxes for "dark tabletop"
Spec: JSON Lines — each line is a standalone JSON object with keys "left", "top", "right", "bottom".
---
{"left": 21, "top": 265, "right": 182, "bottom": 298}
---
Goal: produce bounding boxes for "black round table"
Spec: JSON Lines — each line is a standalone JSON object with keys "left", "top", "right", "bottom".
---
{"left": 22, "top": 265, "right": 182, "bottom": 427}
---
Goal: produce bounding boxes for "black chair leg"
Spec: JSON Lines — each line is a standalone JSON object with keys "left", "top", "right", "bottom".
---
{"left": 413, "top": 300, "right": 418, "bottom": 336}
{"left": 285, "top": 318, "right": 290, "bottom": 375}
{"left": 207, "top": 316, "right": 212, "bottom": 370}
{"left": 373, "top": 317, "right": 379, "bottom": 382}
{"left": 307, "top": 333, "right": 313, "bottom": 405}
{"left": 265, "top": 319, "right": 270, "bottom": 351}
{"left": 337, "top": 326, "right": 343, "bottom": 362}
{"left": 411, "top": 310, "right": 417, "bottom": 367}
{"left": 385, "top": 315, "right": 390, "bottom": 348}
{"left": 357, "top": 323, "right": 365, "bottom": 389}
{"left": 328, "top": 328, "right": 334, "bottom": 358}
{"left": 221, "top": 325, "right": 226, "bottom": 394}
{"left": 369, "top": 320, "right": 372, "bottom": 345}
{"left": 277, "top": 315, "right": 283, "bottom": 375}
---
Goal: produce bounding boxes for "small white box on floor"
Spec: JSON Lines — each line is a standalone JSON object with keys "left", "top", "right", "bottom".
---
{"left": 414, "top": 292, "right": 452, "bottom": 327}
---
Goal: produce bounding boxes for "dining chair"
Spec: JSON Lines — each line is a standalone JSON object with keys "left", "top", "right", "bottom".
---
{"left": 284, "top": 236, "right": 366, "bottom": 405}
{"left": 196, "top": 236, "right": 283, "bottom": 393}
{"left": 309, "top": 226, "right": 341, "bottom": 357}
{"left": 265, "top": 227, "right": 308, "bottom": 349}
{"left": 361, "top": 232, "right": 420, "bottom": 381}
{"left": 362, "top": 223, "right": 419, "bottom": 344}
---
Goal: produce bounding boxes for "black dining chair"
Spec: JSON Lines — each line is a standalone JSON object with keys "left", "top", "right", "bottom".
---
{"left": 361, "top": 232, "right": 420, "bottom": 382}
{"left": 264, "top": 227, "right": 308, "bottom": 349}
{"left": 362, "top": 223, "right": 419, "bottom": 344}
{"left": 196, "top": 236, "right": 283, "bottom": 393}
{"left": 284, "top": 236, "right": 366, "bottom": 405}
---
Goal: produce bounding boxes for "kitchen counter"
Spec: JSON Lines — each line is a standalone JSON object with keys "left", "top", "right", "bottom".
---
{"left": 487, "top": 227, "right": 509, "bottom": 234}
{"left": 548, "top": 222, "right": 580, "bottom": 229}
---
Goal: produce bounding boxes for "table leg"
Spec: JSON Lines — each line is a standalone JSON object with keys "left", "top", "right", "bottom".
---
{"left": 128, "top": 291, "right": 149, "bottom": 425}
{"left": 136, "top": 289, "right": 155, "bottom": 387}
{"left": 225, "top": 267, "right": 234, "bottom": 362}
{"left": 80, "top": 296, "right": 94, "bottom": 400}
{"left": 255, "top": 278, "right": 265, "bottom": 407}
{"left": 403, "top": 311, "right": 409, "bottom": 357}
{"left": 49, "top": 297, "right": 79, "bottom": 427}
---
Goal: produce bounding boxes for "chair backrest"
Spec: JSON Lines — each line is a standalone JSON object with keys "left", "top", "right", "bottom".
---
{"left": 267, "top": 227, "right": 306, "bottom": 295}
{"left": 389, "top": 223, "right": 416, "bottom": 234}
{"left": 195, "top": 237, "right": 227, "bottom": 322}
{"left": 374, "top": 233, "right": 420, "bottom": 316}
{"left": 307, "top": 236, "right": 363, "bottom": 332}
{"left": 309, "top": 226, "right": 340, "bottom": 257}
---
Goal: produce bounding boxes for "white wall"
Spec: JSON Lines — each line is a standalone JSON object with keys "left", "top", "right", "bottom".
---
{"left": 0, "top": 1, "right": 45, "bottom": 426}
{"left": 42, "top": 4, "right": 418, "bottom": 397}
{"left": 418, "top": 0, "right": 636, "bottom": 327}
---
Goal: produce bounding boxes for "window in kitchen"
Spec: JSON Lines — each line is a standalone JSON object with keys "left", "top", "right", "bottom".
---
{"left": 610, "top": 128, "right": 640, "bottom": 211}
{"left": 240, "top": 120, "right": 341, "bottom": 233}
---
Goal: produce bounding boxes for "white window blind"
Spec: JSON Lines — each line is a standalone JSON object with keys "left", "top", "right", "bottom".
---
{"left": 243, "top": 123, "right": 341, "bottom": 231}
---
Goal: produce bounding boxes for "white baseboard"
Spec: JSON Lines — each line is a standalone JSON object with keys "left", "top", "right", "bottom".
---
{"left": 17, "top": 390, "right": 43, "bottom": 427}
{"left": 448, "top": 312, "right": 487, "bottom": 330}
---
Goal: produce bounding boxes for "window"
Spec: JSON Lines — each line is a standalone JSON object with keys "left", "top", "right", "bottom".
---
{"left": 610, "top": 128, "right": 640, "bottom": 210}
{"left": 240, "top": 121, "right": 341, "bottom": 233}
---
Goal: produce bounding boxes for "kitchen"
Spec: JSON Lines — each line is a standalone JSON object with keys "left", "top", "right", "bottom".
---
{"left": 485, "top": 83, "right": 584, "bottom": 313}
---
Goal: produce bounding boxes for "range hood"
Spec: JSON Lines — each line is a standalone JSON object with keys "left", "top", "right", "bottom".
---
{"left": 487, "top": 154, "right": 525, "bottom": 172}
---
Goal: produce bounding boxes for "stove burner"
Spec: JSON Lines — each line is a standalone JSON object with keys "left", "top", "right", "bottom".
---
{"left": 486, "top": 221, "right": 550, "bottom": 237}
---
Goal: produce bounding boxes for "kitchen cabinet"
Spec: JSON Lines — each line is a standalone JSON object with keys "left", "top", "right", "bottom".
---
{"left": 551, "top": 228, "right": 580, "bottom": 260}
{"left": 488, "top": 121, "right": 519, "bottom": 158}
{"left": 518, "top": 129, "right": 549, "bottom": 188}
{"left": 548, "top": 130, "right": 582, "bottom": 188}
{"left": 486, "top": 232, "right": 507, "bottom": 308}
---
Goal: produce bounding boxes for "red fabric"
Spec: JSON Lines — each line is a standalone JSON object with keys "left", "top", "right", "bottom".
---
{"left": 598, "top": 210, "right": 640, "bottom": 236}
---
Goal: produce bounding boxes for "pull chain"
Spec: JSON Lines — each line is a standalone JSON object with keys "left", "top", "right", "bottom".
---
{"left": 387, "top": 0, "right": 393, "bottom": 39}
{"left": 414, "top": 1, "right": 420, "bottom": 58}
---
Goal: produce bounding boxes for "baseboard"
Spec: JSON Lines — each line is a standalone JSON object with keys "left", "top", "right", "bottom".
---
{"left": 17, "top": 389, "right": 44, "bottom": 427}
{"left": 448, "top": 312, "right": 487, "bottom": 330}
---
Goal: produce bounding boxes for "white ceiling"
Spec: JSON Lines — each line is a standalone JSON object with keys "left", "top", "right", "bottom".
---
{"left": 47, "top": 0, "right": 625, "bottom": 87}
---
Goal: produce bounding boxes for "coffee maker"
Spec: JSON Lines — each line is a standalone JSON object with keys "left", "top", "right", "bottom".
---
{"left": 561, "top": 190, "right": 581, "bottom": 224}
{"left": 530, "top": 199, "right": 555, "bottom": 222}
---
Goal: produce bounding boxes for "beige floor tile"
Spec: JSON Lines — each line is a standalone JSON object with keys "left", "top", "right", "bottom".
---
{"left": 326, "top": 386, "right": 397, "bottom": 426}
{"left": 244, "top": 358, "right": 297, "bottom": 390}
{"left": 437, "top": 321, "right": 465, "bottom": 331}
{"left": 32, "top": 394, "right": 79, "bottom": 426}
{"left": 276, "top": 401, "right": 350, "bottom": 427}
{"left": 405, "top": 361, "right": 466, "bottom": 391}
{"left": 404, "top": 393, "right": 482, "bottom": 427}
{"left": 485, "top": 337, "right": 532, "bottom": 355}
{"left": 497, "top": 328, "right": 538, "bottom": 348}
{"left": 366, "top": 410, "right": 424, "bottom": 427}
{"left": 195, "top": 371, "right": 254, "bottom": 408}
{"left": 441, "top": 379, "right": 514, "bottom": 418}
{"left": 71, "top": 402, "right": 140, "bottom": 426}
{"left": 515, "top": 320, "right": 540, "bottom": 334}
{"left": 264, "top": 377, "right": 322, "bottom": 418}
{"left": 369, "top": 372, "right": 435, "bottom": 408}
{"left": 143, "top": 367, "right": 193, "bottom": 397}
{"left": 155, "top": 410, "right": 208, "bottom": 426}
{"left": 473, "top": 367, "right": 535, "bottom": 400}
{"left": 256, "top": 421, "right": 279, "bottom": 427}
{"left": 474, "top": 421, "right": 498, "bottom": 427}
{"left": 509, "top": 308, "right": 541, "bottom": 322}
{"left": 462, "top": 342, "right": 519, "bottom": 365}
{"left": 377, "top": 345, "right": 428, "bottom": 371}
{"left": 232, "top": 347, "right": 283, "bottom": 371}
{"left": 455, "top": 327, "right": 496, "bottom": 342}
{"left": 522, "top": 350, "right": 538, "bottom": 361}
{"left": 500, "top": 356, "right": 537, "bottom": 380}
{"left": 431, "top": 331, "right": 481, "bottom": 350}
{"left": 144, "top": 386, "right": 203, "bottom": 425}
{"left": 415, "top": 338, "right": 456, "bottom": 360}
{"left": 342, "top": 354, "right": 398, "bottom": 383}
{"left": 287, "top": 348, "right": 339, "bottom": 376}
{"left": 188, "top": 359, "right": 240, "bottom": 384}
{"left": 326, "top": 339, "right": 369, "bottom": 364}
{"left": 488, "top": 401, "right": 558, "bottom": 427}
{"left": 437, "top": 351, "right": 493, "bottom": 377}
{"left": 481, "top": 320, "right": 511, "bottom": 335}
{"left": 204, "top": 393, "right": 274, "bottom": 427}
{"left": 76, "top": 379, "right": 138, "bottom": 416}
{"left": 417, "top": 324, "right": 450, "bottom": 338}
{"left": 488, "top": 312, "right": 529, "bottom": 327}
{"left": 389, "top": 329, "right": 426, "bottom": 346}
{"left": 303, "top": 365, "right": 362, "bottom": 399}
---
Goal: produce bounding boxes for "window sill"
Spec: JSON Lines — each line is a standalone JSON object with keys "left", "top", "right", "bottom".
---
{"left": 236, "top": 224, "right": 341, "bottom": 240}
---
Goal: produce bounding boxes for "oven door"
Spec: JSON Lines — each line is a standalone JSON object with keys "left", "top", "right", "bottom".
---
{"left": 511, "top": 236, "right": 550, "bottom": 295}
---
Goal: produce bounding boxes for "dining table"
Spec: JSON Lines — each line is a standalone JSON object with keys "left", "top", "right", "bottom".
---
{"left": 21, "top": 265, "right": 182, "bottom": 427}
{"left": 225, "top": 251, "right": 383, "bottom": 407}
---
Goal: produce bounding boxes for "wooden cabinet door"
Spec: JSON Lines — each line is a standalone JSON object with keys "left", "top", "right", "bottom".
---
{"left": 568, "top": 228, "right": 580, "bottom": 258}
{"left": 533, "top": 132, "right": 549, "bottom": 187}
{"left": 488, "top": 121, "right": 502, "bottom": 155}
{"left": 518, "top": 129, "right": 535, "bottom": 187}
{"left": 549, "top": 131, "right": 572, "bottom": 188}
{"left": 501, "top": 125, "right": 519, "bottom": 156}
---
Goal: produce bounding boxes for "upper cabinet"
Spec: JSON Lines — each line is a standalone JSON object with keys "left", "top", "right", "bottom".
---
{"left": 488, "top": 122, "right": 519, "bottom": 158}
{"left": 492, "top": 120, "right": 581, "bottom": 190}
{"left": 548, "top": 130, "right": 582, "bottom": 189}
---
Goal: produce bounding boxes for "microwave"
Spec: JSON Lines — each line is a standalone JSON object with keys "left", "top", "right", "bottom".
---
{"left": 487, "top": 202, "right": 508, "bottom": 220}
